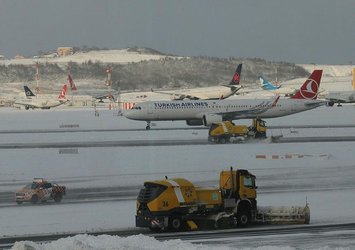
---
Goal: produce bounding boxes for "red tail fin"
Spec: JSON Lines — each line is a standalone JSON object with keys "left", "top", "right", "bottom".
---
{"left": 58, "top": 84, "right": 67, "bottom": 99}
{"left": 230, "top": 64, "right": 242, "bottom": 85}
{"left": 68, "top": 74, "right": 77, "bottom": 91}
{"left": 291, "top": 70, "right": 323, "bottom": 99}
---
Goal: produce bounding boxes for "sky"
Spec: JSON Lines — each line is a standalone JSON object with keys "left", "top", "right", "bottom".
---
{"left": 0, "top": 0, "right": 355, "bottom": 64}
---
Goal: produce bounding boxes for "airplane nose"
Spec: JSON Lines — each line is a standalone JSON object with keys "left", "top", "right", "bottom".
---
{"left": 122, "top": 109, "right": 132, "bottom": 118}
{"left": 123, "top": 109, "right": 137, "bottom": 119}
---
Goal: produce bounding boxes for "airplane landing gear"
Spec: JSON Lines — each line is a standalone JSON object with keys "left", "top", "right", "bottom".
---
{"left": 146, "top": 121, "right": 151, "bottom": 130}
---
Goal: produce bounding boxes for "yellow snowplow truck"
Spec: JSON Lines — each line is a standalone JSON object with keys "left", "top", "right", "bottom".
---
{"left": 208, "top": 119, "right": 267, "bottom": 144}
{"left": 136, "top": 167, "right": 310, "bottom": 231}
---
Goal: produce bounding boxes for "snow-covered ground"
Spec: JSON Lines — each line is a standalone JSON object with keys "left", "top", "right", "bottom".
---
{"left": 1, "top": 49, "right": 183, "bottom": 66}
{"left": 0, "top": 105, "right": 355, "bottom": 249}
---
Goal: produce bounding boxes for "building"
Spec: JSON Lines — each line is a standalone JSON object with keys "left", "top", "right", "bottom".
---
{"left": 57, "top": 47, "right": 74, "bottom": 57}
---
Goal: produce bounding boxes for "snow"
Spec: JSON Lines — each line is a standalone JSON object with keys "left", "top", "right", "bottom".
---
{"left": 2, "top": 49, "right": 183, "bottom": 66}
{"left": 1, "top": 83, "right": 355, "bottom": 248}
{"left": 10, "top": 234, "right": 237, "bottom": 250}
{"left": 298, "top": 64, "right": 353, "bottom": 77}
{"left": 2, "top": 52, "right": 355, "bottom": 249}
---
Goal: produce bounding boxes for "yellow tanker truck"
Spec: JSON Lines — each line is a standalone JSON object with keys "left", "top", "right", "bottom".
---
{"left": 136, "top": 167, "right": 310, "bottom": 231}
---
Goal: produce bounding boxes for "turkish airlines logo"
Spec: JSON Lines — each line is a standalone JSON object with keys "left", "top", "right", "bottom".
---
{"left": 299, "top": 78, "right": 319, "bottom": 99}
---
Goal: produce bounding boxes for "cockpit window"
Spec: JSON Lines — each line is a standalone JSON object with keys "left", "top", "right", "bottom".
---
{"left": 243, "top": 176, "right": 255, "bottom": 188}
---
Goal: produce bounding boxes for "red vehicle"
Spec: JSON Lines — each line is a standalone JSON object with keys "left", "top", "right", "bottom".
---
{"left": 15, "top": 178, "right": 66, "bottom": 204}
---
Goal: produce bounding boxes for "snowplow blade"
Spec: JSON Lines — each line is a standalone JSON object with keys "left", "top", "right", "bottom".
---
{"left": 255, "top": 204, "right": 310, "bottom": 224}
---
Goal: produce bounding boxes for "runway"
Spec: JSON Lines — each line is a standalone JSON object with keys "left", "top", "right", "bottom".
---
{"left": 1, "top": 124, "right": 355, "bottom": 149}
{"left": 0, "top": 124, "right": 354, "bottom": 134}
{"left": 0, "top": 139, "right": 208, "bottom": 149}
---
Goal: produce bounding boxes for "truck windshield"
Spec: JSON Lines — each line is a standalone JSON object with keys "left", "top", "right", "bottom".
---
{"left": 138, "top": 183, "right": 167, "bottom": 203}
{"left": 243, "top": 176, "right": 255, "bottom": 188}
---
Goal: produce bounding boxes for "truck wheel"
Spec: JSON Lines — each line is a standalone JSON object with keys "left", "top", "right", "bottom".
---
{"left": 219, "top": 137, "right": 226, "bottom": 144}
{"left": 229, "top": 216, "right": 238, "bottom": 227}
{"left": 237, "top": 210, "right": 250, "bottom": 227}
{"left": 255, "top": 132, "right": 266, "bottom": 139}
{"left": 31, "top": 195, "right": 39, "bottom": 204}
{"left": 168, "top": 215, "right": 183, "bottom": 231}
{"left": 54, "top": 194, "right": 62, "bottom": 203}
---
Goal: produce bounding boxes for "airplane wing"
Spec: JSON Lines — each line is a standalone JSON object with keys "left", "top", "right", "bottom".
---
{"left": 220, "top": 95, "right": 280, "bottom": 120}
{"left": 150, "top": 89, "right": 203, "bottom": 100}
{"left": 95, "top": 94, "right": 115, "bottom": 101}
{"left": 151, "top": 86, "right": 242, "bottom": 100}
{"left": 94, "top": 90, "right": 121, "bottom": 102}
{"left": 13, "top": 101, "right": 39, "bottom": 109}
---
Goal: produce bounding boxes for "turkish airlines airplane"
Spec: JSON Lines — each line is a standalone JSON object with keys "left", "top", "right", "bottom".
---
{"left": 124, "top": 70, "right": 324, "bottom": 129}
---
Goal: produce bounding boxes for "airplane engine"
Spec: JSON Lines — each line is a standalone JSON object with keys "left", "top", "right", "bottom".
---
{"left": 186, "top": 119, "right": 204, "bottom": 126}
{"left": 203, "top": 114, "right": 223, "bottom": 126}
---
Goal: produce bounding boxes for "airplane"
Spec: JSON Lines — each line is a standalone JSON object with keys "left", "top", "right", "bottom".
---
{"left": 123, "top": 70, "right": 325, "bottom": 129}
{"left": 14, "top": 84, "right": 69, "bottom": 110}
{"left": 257, "top": 75, "right": 297, "bottom": 96}
{"left": 150, "top": 63, "right": 243, "bottom": 100}
{"left": 118, "top": 64, "right": 243, "bottom": 109}
{"left": 259, "top": 76, "right": 281, "bottom": 90}
{"left": 325, "top": 68, "right": 355, "bottom": 106}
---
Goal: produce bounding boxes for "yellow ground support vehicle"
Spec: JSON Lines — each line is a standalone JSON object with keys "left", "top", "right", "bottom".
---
{"left": 208, "top": 119, "right": 267, "bottom": 143}
{"left": 136, "top": 168, "right": 310, "bottom": 231}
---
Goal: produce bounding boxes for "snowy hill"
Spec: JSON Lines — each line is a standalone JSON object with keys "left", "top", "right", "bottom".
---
{"left": 0, "top": 48, "right": 353, "bottom": 101}
{"left": 299, "top": 64, "right": 353, "bottom": 77}
{"left": 4, "top": 49, "right": 179, "bottom": 66}
{"left": 0, "top": 49, "right": 309, "bottom": 98}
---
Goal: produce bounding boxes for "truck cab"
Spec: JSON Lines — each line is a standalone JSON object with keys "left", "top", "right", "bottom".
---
{"left": 250, "top": 118, "right": 267, "bottom": 138}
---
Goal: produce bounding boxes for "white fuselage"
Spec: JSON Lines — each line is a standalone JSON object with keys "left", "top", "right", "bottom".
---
{"left": 326, "top": 91, "right": 355, "bottom": 103}
{"left": 123, "top": 97, "right": 325, "bottom": 122}
{"left": 161, "top": 85, "right": 238, "bottom": 99}
{"left": 14, "top": 96, "right": 68, "bottom": 109}
{"left": 119, "top": 85, "right": 238, "bottom": 103}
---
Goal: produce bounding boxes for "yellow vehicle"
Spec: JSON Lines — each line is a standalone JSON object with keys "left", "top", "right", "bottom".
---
{"left": 136, "top": 167, "right": 310, "bottom": 231}
{"left": 208, "top": 119, "right": 267, "bottom": 143}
